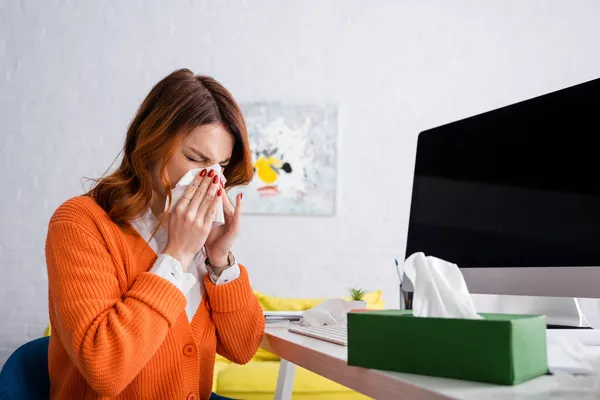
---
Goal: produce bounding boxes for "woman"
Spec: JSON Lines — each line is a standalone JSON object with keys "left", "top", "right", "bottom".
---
{"left": 45, "top": 69, "right": 265, "bottom": 400}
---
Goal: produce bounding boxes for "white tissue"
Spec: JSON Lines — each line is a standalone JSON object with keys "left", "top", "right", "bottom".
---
{"left": 547, "top": 334, "right": 600, "bottom": 396}
{"left": 300, "top": 299, "right": 354, "bottom": 327}
{"left": 404, "top": 252, "right": 481, "bottom": 319}
{"left": 166, "top": 164, "right": 226, "bottom": 226}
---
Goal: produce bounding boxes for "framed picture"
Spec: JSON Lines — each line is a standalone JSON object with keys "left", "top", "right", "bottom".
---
{"left": 230, "top": 102, "right": 338, "bottom": 216}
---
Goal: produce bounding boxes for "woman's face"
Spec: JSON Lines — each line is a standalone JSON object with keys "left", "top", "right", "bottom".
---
{"left": 155, "top": 123, "right": 235, "bottom": 195}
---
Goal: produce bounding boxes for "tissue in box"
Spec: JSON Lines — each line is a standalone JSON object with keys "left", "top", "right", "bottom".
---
{"left": 347, "top": 310, "right": 548, "bottom": 385}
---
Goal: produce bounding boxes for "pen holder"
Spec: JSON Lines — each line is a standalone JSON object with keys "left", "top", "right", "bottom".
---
{"left": 399, "top": 285, "right": 413, "bottom": 310}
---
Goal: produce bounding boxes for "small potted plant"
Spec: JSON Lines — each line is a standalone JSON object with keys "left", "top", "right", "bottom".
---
{"left": 348, "top": 288, "right": 368, "bottom": 310}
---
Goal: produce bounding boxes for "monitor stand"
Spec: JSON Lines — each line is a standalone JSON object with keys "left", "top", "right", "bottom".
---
{"left": 471, "top": 294, "right": 590, "bottom": 328}
{"left": 547, "top": 324, "right": 591, "bottom": 329}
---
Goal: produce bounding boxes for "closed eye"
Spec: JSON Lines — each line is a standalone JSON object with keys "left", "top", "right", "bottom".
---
{"left": 186, "top": 146, "right": 230, "bottom": 166}
{"left": 186, "top": 155, "right": 211, "bottom": 164}
{"left": 185, "top": 156, "right": 209, "bottom": 164}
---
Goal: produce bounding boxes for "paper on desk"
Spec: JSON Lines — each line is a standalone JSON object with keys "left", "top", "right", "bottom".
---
{"left": 549, "top": 372, "right": 600, "bottom": 399}
{"left": 542, "top": 330, "right": 600, "bottom": 396}
{"left": 404, "top": 252, "right": 481, "bottom": 319}
{"left": 300, "top": 299, "right": 354, "bottom": 327}
{"left": 548, "top": 332, "right": 600, "bottom": 374}
{"left": 166, "top": 164, "right": 226, "bottom": 226}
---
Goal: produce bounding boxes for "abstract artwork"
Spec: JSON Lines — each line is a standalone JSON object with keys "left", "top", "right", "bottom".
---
{"left": 230, "top": 102, "right": 338, "bottom": 215}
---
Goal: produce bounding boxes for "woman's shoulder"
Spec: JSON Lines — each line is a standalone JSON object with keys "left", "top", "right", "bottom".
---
{"left": 49, "top": 195, "right": 110, "bottom": 229}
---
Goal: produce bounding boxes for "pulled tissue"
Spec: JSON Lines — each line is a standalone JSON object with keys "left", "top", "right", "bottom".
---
{"left": 404, "top": 252, "right": 481, "bottom": 319}
{"left": 166, "top": 164, "right": 226, "bottom": 226}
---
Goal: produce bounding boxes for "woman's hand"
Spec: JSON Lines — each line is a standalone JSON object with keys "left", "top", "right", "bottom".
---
{"left": 205, "top": 190, "right": 243, "bottom": 268}
{"left": 163, "top": 169, "right": 222, "bottom": 271}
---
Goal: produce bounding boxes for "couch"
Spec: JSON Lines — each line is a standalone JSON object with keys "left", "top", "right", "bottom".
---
{"left": 212, "top": 291, "right": 383, "bottom": 399}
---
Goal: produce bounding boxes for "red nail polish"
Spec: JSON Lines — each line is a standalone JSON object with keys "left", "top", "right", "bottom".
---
{"left": 200, "top": 169, "right": 207, "bottom": 177}
{"left": 217, "top": 188, "right": 223, "bottom": 196}
{"left": 208, "top": 170, "right": 215, "bottom": 178}
{"left": 213, "top": 175, "right": 219, "bottom": 184}
{"left": 240, "top": 193, "right": 243, "bottom": 200}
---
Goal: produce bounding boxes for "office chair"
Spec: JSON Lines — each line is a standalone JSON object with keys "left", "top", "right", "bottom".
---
{"left": 0, "top": 336, "right": 50, "bottom": 399}
{"left": 0, "top": 336, "right": 234, "bottom": 400}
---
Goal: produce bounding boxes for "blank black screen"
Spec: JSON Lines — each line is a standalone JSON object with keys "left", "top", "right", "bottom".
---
{"left": 405, "top": 78, "right": 600, "bottom": 268}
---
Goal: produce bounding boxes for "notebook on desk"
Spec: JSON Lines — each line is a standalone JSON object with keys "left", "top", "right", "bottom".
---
{"left": 264, "top": 311, "right": 303, "bottom": 322}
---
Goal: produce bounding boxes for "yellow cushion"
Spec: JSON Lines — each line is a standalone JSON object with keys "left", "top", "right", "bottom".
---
{"left": 212, "top": 361, "right": 230, "bottom": 392}
{"left": 254, "top": 290, "right": 384, "bottom": 311}
{"left": 215, "top": 353, "right": 230, "bottom": 363}
{"left": 255, "top": 292, "right": 325, "bottom": 311}
{"left": 252, "top": 348, "right": 279, "bottom": 361}
{"left": 214, "top": 360, "right": 371, "bottom": 400}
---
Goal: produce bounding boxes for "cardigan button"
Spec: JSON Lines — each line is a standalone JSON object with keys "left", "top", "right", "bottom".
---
{"left": 183, "top": 344, "right": 196, "bottom": 357}
{"left": 186, "top": 393, "right": 198, "bottom": 400}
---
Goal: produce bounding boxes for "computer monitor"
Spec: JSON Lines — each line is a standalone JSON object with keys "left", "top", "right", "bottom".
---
{"left": 405, "top": 77, "right": 600, "bottom": 299}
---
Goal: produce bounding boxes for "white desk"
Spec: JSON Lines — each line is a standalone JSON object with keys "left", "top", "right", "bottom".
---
{"left": 261, "top": 326, "right": 579, "bottom": 400}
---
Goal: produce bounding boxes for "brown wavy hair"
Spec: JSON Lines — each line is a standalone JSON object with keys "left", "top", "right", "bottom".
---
{"left": 88, "top": 68, "right": 253, "bottom": 227}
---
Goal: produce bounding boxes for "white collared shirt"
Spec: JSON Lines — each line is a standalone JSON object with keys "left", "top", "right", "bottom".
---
{"left": 131, "top": 208, "right": 240, "bottom": 322}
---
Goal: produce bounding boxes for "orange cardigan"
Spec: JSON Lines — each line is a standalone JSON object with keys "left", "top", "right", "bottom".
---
{"left": 45, "top": 196, "right": 265, "bottom": 400}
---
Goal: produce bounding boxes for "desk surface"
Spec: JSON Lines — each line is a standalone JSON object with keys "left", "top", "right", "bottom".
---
{"left": 261, "top": 326, "right": 582, "bottom": 400}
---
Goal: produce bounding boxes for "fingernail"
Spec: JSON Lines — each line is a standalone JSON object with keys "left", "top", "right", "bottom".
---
{"left": 213, "top": 175, "right": 219, "bottom": 184}
{"left": 200, "top": 169, "right": 207, "bottom": 177}
{"left": 217, "top": 188, "right": 223, "bottom": 196}
{"left": 208, "top": 170, "right": 215, "bottom": 178}
{"left": 240, "top": 193, "right": 243, "bottom": 200}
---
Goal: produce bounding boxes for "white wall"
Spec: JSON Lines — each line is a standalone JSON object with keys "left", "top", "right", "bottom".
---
{"left": 2, "top": 0, "right": 600, "bottom": 365}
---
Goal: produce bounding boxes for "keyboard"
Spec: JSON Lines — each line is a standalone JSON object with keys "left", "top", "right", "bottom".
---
{"left": 288, "top": 323, "right": 348, "bottom": 346}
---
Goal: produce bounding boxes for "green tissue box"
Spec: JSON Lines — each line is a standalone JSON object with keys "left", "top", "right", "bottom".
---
{"left": 347, "top": 310, "right": 548, "bottom": 385}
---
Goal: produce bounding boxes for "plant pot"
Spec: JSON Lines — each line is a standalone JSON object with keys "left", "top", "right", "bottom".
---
{"left": 348, "top": 300, "right": 367, "bottom": 310}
